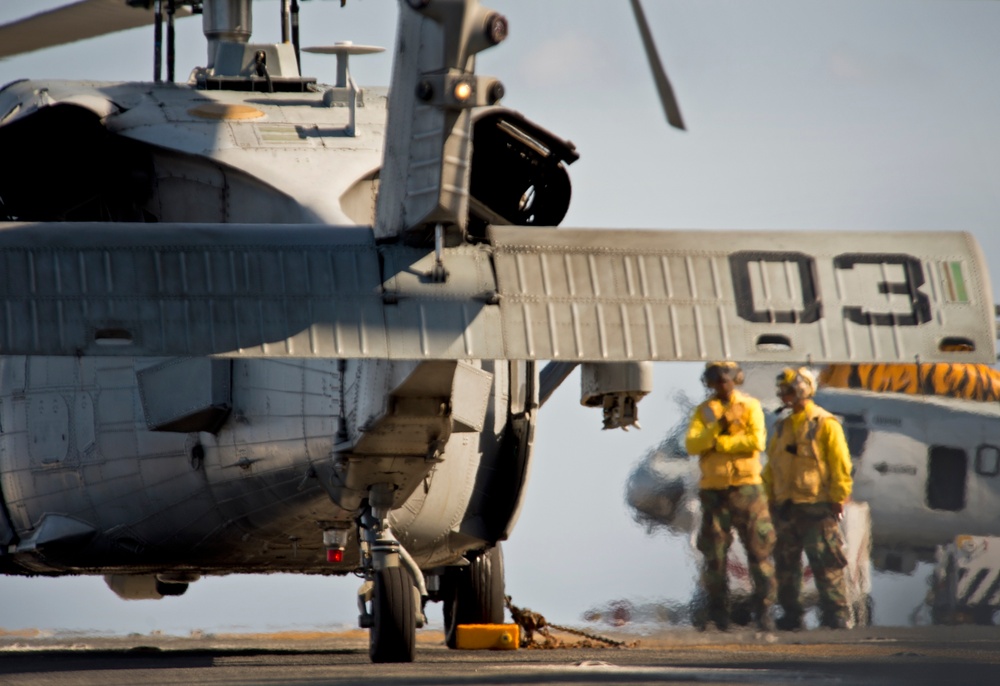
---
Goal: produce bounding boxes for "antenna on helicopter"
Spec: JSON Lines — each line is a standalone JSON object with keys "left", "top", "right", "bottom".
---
{"left": 303, "top": 42, "right": 385, "bottom": 88}
{"left": 304, "top": 41, "right": 385, "bottom": 136}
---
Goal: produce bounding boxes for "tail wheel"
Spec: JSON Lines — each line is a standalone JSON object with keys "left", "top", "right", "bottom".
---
{"left": 444, "top": 545, "right": 505, "bottom": 649}
{"left": 369, "top": 566, "right": 416, "bottom": 663}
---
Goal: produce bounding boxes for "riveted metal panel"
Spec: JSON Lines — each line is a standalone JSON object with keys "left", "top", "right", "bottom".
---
{"left": 137, "top": 357, "right": 231, "bottom": 432}
{"left": 0, "top": 223, "right": 387, "bottom": 358}
{"left": 489, "top": 227, "right": 996, "bottom": 364}
{"left": 380, "top": 245, "right": 504, "bottom": 360}
{"left": 0, "top": 223, "right": 993, "bottom": 364}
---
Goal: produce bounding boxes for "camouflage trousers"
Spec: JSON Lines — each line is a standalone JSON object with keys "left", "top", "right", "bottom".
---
{"left": 772, "top": 502, "right": 849, "bottom": 624}
{"left": 697, "top": 485, "right": 776, "bottom": 616}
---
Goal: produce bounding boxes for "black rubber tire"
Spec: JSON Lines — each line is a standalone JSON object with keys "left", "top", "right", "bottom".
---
{"left": 369, "top": 566, "right": 416, "bottom": 663}
{"left": 443, "top": 545, "right": 506, "bottom": 649}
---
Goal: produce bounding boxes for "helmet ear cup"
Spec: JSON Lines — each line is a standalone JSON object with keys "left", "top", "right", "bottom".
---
{"left": 796, "top": 367, "right": 817, "bottom": 398}
{"left": 702, "top": 363, "right": 744, "bottom": 387}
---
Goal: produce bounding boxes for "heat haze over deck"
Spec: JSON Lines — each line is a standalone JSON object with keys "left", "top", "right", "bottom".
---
{"left": 0, "top": 0, "right": 998, "bottom": 635}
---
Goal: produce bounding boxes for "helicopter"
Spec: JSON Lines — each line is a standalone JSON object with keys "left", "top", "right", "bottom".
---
{"left": 0, "top": 0, "right": 996, "bottom": 662}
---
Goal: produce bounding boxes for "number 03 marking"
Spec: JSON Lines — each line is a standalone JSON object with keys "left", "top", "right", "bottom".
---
{"left": 729, "top": 251, "right": 932, "bottom": 327}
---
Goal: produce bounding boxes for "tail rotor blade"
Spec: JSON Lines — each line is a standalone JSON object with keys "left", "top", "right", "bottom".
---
{"left": 629, "top": 0, "right": 685, "bottom": 131}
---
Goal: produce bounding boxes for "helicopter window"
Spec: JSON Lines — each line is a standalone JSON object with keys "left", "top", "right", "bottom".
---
{"left": 975, "top": 445, "right": 1000, "bottom": 477}
{"left": 839, "top": 413, "right": 869, "bottom": 459}
{"left": 926, "top": 445, "right": 967, "bottom": 511}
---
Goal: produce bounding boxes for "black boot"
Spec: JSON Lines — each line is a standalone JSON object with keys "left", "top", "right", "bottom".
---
{"left": 775, "top": 610, "right": 803, "bottom": 631}
{"left": 707, "top": 606, "right": 730, "bottom": 632}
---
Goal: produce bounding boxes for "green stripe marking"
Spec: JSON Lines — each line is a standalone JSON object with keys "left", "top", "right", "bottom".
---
{"left": 949, "top": 261, "right": 969, "bottom": 302}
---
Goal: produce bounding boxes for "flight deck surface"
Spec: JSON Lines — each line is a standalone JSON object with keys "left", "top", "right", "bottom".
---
{"left": 1, "top": 625, "right": 997, "bottom": 685}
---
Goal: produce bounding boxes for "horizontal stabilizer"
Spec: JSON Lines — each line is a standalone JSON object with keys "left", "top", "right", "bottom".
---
{"left": 0, "top": 222, "right": 992, "bottom": 363}
{"left": 489, "top": 226, "right": 995, "bottom": 364}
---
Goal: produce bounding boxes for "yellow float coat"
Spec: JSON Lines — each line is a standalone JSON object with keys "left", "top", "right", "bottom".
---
{"left": 763, "top": 400, "right": 853, "bottom": 505}
{"left": 686, "top": 389, "right": 766, "bottom": 490}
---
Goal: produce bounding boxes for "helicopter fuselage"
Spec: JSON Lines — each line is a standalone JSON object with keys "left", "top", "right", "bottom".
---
{"left": 0, "top": 77, "right": 551, "bottom": 586}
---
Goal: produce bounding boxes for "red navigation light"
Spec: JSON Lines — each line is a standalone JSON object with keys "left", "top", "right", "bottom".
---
{"left": 327, "top": 548, "right": 344, "bottom": 563}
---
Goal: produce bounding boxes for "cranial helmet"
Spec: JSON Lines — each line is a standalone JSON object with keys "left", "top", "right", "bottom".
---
{"left": 702, "top": 361, "right": 745, "bottom": 386}
{"left": 776, "top": 366, "right": 817, "bottom": 400}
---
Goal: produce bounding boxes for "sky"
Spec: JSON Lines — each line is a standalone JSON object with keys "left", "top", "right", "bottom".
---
{"left": 0, "top": 0, "right": 999, "bottom": 635}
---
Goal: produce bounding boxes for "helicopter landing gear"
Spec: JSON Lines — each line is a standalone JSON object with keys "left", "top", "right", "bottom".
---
{"left": 357, "top": 486, "right": 425, "bottom": 663}
{"left": 442, "top": 544, "right": 506, "bottom": 649}
{"left": 369, "top": 565, "right": 416, "bottom": 663}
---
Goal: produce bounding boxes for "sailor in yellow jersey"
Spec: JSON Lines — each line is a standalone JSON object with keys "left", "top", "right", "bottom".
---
{"left": 763, "top": 367, "right": 853, "bottom": 630}
{"left": 686, "top": 361, "right": 776, "bottom": 631}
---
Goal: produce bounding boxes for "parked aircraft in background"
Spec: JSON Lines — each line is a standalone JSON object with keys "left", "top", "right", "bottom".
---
{"left": 628, "top": 362, "right": 1000, "bottom": 603}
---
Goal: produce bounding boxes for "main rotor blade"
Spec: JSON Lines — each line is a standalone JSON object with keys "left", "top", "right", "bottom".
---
{"left": 629, "top": 0, "right": 685, "bottom": 131}
{"left": 0, "top": 0, "right": 194, "bottom": 60}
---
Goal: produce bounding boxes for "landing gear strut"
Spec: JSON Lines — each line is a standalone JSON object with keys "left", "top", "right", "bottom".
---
{"left": 357, "top": 486, "right": 425, "bottom": 663}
